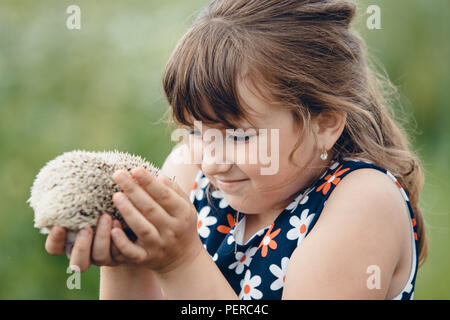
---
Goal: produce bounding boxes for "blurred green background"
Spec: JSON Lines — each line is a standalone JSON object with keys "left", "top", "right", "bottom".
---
{"left": 0, "top": 0, "right": 448, "bottom": 299}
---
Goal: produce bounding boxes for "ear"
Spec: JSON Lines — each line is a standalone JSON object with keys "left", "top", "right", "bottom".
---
{"left": 313, "top": 111, "right": 347, "bottom": 151}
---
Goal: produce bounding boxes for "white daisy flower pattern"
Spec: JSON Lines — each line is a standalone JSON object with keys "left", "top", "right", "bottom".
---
{"left": 189, "top": 175, "right": 210, "bottom": 203}
{"left": 286, "top": 208, "right": 315, "bottom": 245}
{"left": 329, "top": 160, "right": 340, "bottom": 171}
{"left": 269, "top": 257, "right": 290, "bottom": 291}
{"left": 197, "top": 206, "right": 217, "bottom": 238}
{"left": 229, "top": 247, "right": 258, "bottom": 275}
{"left": 285, "top": 189, "right": 311, "bottom": 213}
{"left": 211, "top": 189, "right": 229, "bottom": 209}
{"left": 227, "top": 234, "right": 235, "bottom": 245}
{"left": 317, "top": 160, "right": 340, "bottom": 181}
{"left": 239, "top": 270, "right": 263, "bottom": 300}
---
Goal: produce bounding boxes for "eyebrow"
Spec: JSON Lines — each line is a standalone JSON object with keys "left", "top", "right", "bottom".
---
{"left": 183, "top": 115, "right": 261, "bottom": 130}
{"left": 234, "top": 121, "right": 259, "bottom": 130}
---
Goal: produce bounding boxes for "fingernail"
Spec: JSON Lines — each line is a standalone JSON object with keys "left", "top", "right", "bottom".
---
{"left": 158, "top": 174, "right": 169, "bottom": 185}
{"left": 132, "top": 168, "right": 145, "bottom": 179}
{"left": 113, "top": 171, "right": 127, "bottom": 183}
{"left": 111, "top": 229, "right": 120, "bottom": 239}
{"left": 114, "top": 193, "right": 126, "bottom": 204}
{"left": 54, "top": 226, "right": 64, "bottom": 236}
{"left": 79, "top": 228, "right": 90, "bottom": 237}
{"left": 100, "top": 215, "right": 110, "bottom": 226}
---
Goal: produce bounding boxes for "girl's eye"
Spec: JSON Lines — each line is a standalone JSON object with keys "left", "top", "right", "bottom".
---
{"left": 228, "top": 134, "right": 254, "bottom": 143}
{"left": 188, "top": 129, "right": 202, "bottom": 137}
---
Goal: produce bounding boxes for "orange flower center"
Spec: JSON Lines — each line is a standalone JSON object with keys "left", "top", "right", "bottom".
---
{"left": 300, "top": 224, "right": 307, "bottom": 234}
{"left": 197, "top": 220, "right": 202, "bottom": 229}
{"left": 243, "top": 284, "right": 251, "bottom": 294}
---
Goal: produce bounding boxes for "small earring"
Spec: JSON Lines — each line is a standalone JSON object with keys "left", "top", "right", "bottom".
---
{"left": 320, "top": 147, "right": 328, "bottom": 161}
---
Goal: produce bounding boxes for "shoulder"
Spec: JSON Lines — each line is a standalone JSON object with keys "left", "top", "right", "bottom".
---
{"left": 160, "top": 143, "right": 201, "bottom": 196}
{"left": 322, "top": 166, "right": 408, "bottom": 223}
{"left": 282, "top": 167, "right": 408, "bottom": 299}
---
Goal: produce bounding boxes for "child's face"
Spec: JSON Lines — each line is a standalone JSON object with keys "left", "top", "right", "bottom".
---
{"left": 188, "top": 80, "right": 331, "bottom": 216}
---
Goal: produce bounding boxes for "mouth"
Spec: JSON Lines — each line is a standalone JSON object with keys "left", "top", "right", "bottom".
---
{"left": 215, "top": 178, "right": 250, "bottom": 191}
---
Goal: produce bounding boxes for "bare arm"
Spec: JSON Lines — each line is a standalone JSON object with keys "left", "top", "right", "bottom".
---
{"left": 154, "top": 244, "right": 239, "bottom": 299}
{"left": 282, "top": 169, "right": 406, "bottom": 299}
{"left": 100, "top": 265, "right": 162, "bottom": 300}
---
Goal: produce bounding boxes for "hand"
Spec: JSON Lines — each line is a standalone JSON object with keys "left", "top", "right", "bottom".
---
{"left": 110, "top": 168, "right": 203, "bottom": 274}
{"left": 45, "top": 215, "right": 127, "bottom": 272}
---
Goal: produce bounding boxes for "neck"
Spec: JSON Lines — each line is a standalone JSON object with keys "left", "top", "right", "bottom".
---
{"left": 241, "top": 153, "right": 338, "bottom": 239}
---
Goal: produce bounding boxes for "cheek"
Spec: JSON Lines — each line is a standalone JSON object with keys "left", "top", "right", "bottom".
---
{"left": 257, "top": 126, "right": 301, "bottom": 172}
{"left": 188, "top": 137, "right": 203, "bottom": 163}
{"left": 234, "top": 136, "right": 300, "bottom": 184}
{"left": 242, "top": 167, "right": 289, "bottom": 195}
{"left": 224, "top": 173, "right": 290, "bottom": 214}
{"left": 232, "top": 140, "right": 258, "bottom": 165}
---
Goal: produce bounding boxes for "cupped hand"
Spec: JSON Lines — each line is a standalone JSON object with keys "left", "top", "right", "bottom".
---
{"left": 45, "top": 215, "right": 127, "bottom": 272}
{"left": 110, "top": 168, "right": 203, "bottom": 275}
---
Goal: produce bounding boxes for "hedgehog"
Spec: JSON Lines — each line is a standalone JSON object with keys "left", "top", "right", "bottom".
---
{"left": 27, "top": 150, "right": 160, "bottom": 256}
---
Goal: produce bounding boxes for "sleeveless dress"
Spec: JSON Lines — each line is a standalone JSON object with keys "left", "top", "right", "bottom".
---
{"left": 189, "top": 155, "right": 419, "bottom": 300}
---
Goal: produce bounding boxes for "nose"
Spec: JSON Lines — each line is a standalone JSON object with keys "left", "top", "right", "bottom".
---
{"left": 201, "top": 141, "right": 233, "bottom": 176}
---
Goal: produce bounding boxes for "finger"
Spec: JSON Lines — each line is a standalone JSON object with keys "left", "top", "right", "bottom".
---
{"left": 159, "top": 174, "right": 191, "bottom": 203}
{"left": 91, "top": 214, "right": 114, "bottom": 265}
{"left": 111, "top": 227, "right": 148, "bottom": 263}
{"left": 112, "top": 192, "right": 160, "bottom": 244}
{"left": 70, "top": 227, "right": 93, "bottom": 272}
{"left": 110, "top": 242, "right": 126, "bottom": 264}
{"left": 110, "top": 220, "right": 127, "bottom": 264}
{"left": 45, "top": 226, "right": 67, "bottom": 255}
{"left": 113, "top": 170, "right": 173, "bottom": 229}
{"left": 113, "top": 219, "right": 122, "bottom": 229}
{"left": 131, "top": 168, "right": 188, "bottom": 217}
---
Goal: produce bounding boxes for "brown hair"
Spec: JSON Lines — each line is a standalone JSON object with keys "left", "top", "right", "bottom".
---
{"left": 162, "top": 0, "right": 427, "bottom": 266}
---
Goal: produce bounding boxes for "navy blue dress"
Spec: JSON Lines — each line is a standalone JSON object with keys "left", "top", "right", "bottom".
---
{"left": 189, "top": 155, "right": 419, "bottom": 300}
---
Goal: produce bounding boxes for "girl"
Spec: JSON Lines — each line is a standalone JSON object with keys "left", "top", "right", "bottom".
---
{"left": 45, "top": 0, "right": 427, "bottom": 300}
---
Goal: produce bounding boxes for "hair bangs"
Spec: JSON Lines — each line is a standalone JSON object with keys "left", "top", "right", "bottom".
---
{"left": 163, "top": 20, "right": 255, "bottom": 130}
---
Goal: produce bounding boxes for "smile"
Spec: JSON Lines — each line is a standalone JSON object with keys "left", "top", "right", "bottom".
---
{"left": 215, "top": 178, "right": 249, "bottom": 191}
